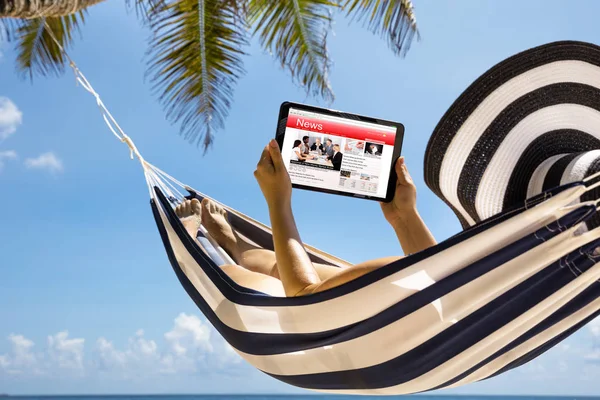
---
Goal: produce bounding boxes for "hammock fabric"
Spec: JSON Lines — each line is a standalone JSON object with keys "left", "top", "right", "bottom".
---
{"left": 49, "top": 28, "right": 600, "bottom": 396}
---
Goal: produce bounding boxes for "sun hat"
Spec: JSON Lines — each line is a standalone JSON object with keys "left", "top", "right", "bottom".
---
{"left": 424, "top": 40, "right": 600, "bottom": 231}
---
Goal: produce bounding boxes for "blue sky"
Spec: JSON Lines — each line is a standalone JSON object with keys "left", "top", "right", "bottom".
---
{"left": 2, "top": 0, "right": 600, "bottom": 396}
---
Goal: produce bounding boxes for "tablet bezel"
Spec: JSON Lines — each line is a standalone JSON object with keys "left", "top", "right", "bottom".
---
{"left": 275, "top": 101, "right": 405, "bottom": 203}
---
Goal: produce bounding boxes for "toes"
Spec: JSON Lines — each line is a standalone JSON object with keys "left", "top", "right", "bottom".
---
{"left": 183, "top": 200, "right": 192, "bottom": 216}
{"left": 201, "top": 198, "right": 211, "bottom": 215}
{"left": 191, "top": 199, "right": 202, "bottom": 216}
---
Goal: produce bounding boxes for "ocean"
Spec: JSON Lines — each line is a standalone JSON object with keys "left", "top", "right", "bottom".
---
{"left": 3, "top": 396, "right": 599, "bottom": 400}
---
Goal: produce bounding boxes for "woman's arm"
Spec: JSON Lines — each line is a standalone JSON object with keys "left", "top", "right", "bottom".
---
{"left": 381, "top": 157, "right": 437, "bottom": 255}
{"left": 255, "top": 140, "right": 320, "bottom": 296}
{"left": 268, "top": 201, "right": 320, "bottom": 296}
{"left": 389, "top": 208, "right": 436, "bottom": 255}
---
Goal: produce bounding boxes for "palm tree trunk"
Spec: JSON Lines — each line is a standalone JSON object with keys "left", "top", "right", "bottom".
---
{"left": 0, "top": 0, "right": 106, "bottom": 18}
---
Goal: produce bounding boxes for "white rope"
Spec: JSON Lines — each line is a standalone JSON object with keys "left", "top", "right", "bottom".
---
{"left": 42, "top": 22, "right": 149, "bottom": 166}
{"left": 40, "top": 20, "right": 198, "bottom": 208}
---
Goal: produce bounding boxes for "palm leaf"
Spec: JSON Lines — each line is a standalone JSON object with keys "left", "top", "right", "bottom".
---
{"left": 146, "top": 0, "right": 247, "bottom": 151}
{"left": 343, "top": 0, "right": 419, "bottom": 56}
{"left": 12, "top": 12, "right": 85, "bottom": 80}
{"left": 248, "top": 0, "right": 338, "bottom": 102}
{"left": 0, "top": 17, "right": 15, "bottom": 41}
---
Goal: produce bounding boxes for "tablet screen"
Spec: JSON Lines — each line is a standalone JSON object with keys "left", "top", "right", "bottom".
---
{"left": 280, "top": 107, "right": 398, "bottom": 200}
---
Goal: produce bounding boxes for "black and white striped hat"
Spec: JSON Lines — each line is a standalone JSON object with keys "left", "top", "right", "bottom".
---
{"left": 424, "top": 41, "right": 600, "bottom": 230}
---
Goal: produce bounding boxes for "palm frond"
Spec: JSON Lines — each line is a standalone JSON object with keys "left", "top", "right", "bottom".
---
{"left": 343, "top": 0, "right": 419, "bottom": 57}
{"left": 146, "top": 0, "right": 247, "bottom": 151}
{"left": 248, "top": 0, "right": 338, "bottom": 102}
{"left": 0, "top": 17, "right": 15, "bottom": 41}
{"left": 13, "top": 12, "right": 85, "bottom": 80}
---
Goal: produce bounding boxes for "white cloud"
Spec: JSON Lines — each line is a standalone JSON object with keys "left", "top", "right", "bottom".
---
{"left": 95, "top": 337, "right": 128, "bottom": 370}
{"left": 164, "top": 313, "right": 212, "bottom": 355}
{"left": 0, "top": 334, "right": 41, "bottom": 375}
{"left": 47, "top": 331, "right": 85, "bottom": 371}
{"left": 0, "top": 97, "right": 23, "bottom": 140}
{"left": 94, "top": 329, "right": 160, "bottom": 378}
{"left": 160, "top": 313, "right": 213, "bottom": 374}
{"left": 93, "top": 313, "right": 238, "bottom": 379}
{"left": 1, "top": 313, "right": 242, "bottom": 381}
{"left": 0, "top": 149, "right": 17, "bottom": 171}
{"left": 24, "top": 152, "right": 64, "bottom": 173}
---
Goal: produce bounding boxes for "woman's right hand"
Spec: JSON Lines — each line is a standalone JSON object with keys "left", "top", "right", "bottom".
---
{"left": 380, "top": 157, "right": 418, "bottom": 225}
{"left": 254, "top": 139, "right": 292, "bottom": 208}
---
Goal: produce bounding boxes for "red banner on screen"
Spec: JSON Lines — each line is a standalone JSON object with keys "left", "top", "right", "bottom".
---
{"left": 286, "top": 114, "right": 396, "bottom": 145}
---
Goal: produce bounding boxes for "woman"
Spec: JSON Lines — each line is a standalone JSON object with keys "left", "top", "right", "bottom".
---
{"left": 177, "top": 139, "right": 436, "bottom": 297}
{"left": 291, "top": 139, "right": 312, "bottom": 162}
{"left": 290, "top": 139, "right": 303, "bottom": 161}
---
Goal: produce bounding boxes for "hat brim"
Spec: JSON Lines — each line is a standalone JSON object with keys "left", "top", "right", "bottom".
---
{"left": 425, "top": 41, "right": 600, "bottom": 229}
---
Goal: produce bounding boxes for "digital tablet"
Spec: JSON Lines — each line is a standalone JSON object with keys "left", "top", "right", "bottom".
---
{"left": 275, "top": 101, "right": 404, "bottom": 203}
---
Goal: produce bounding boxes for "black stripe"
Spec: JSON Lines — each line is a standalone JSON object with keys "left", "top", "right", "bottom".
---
{"left": 430, "top": 252, "right": 600, "bottom": 391}
{"left": 425, "top": 42, "right": 600, "bottom": 223}
{"left": 456, "top": 83, "right": 600, "bottom": 224}
{"left": 504, "top": 131, "right": 600, "bottom": 213}
{"left": 153, "top": 186, "right": 593, "bottom": 358}
{"left": 269, "top": 232, "right": 600, "bottom": 390}
{"left": 542, "top": 153, "right": 582, "bottom": 192}
{"left": 488, "top": 283, "right": 600, "bottom": 379}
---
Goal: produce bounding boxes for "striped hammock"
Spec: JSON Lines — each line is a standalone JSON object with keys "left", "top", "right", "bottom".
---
{"left": 46, "top": 24, "right": 600, "bottom": 395}
{"left": 148, "top": 169, "right": 600, "bottom": 395}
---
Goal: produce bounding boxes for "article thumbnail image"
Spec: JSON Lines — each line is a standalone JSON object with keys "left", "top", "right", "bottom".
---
{"left": 344, "top": 140, "right": 365, "bottom": 155}
{"left": 289, "top": 132, "right": 343, "bottom": 170}
{"left": 365, "top": 142, "right": 383, "bottom": 157}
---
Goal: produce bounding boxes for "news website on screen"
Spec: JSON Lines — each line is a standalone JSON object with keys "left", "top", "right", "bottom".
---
{"left": 281, "top": 107, "right": 397, "bottom": 198}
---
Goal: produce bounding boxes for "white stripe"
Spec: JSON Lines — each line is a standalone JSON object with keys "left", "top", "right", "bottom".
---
{"left": 317, "top": 246, "right": 600, "bottom": 395}
{"left": 527, "top": 154, "right": 568, "bottom": 198}
{"left": 447, "top": 295, "right": 600, "bottom": 388}
{"left": 439, "top": 60, "right": 600, "bottom": 226}
{"left": 236, "top": 219, "right": 598, "bottom": 376}
{"left": 561, "top": 150, "right": 600, "bottom": 185}
{"left": 476, "top": 105, "right": 600, "bottom": 221}
{"left": 157, "top": 184, "right": 587, "bottom": 335}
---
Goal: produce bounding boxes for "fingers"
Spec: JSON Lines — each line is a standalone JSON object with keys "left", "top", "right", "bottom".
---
{"left": 396, "top": 157, "right": 413, "bottom": 186}
{"left": 268, "top": 139, "right": 284, "bottom": 171}
{"left": 256, "top": 145, "right": 271, "bottom": 168}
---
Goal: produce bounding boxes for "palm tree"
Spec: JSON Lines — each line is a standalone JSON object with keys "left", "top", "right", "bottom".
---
{"left": 0, "top": 0, "right": 419, "bottom": 151}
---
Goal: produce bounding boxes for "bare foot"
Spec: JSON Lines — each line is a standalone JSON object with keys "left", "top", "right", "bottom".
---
{"left": 175, "top": 199, "right": 203, "bottom": 238}
{"left": 199, "top": 198, "right": 240, "bottom": 260}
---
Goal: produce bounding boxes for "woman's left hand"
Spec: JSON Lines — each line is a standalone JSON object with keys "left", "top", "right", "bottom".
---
{"left": 254, "top": 139, "right": 292, "bottom": 208}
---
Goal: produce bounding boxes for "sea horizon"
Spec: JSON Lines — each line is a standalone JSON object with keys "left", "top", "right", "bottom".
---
{"left": 2, "top": 395, "right": 600, "bottom": 398}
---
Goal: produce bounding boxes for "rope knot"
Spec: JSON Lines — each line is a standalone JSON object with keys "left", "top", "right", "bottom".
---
{"left": 121, "top": 134, "right": 144, "bottom": 163}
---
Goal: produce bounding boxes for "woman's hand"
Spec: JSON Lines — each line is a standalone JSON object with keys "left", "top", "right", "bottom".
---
{"left": 254, "top": 139, "right": 292, "bottom": 208}
{"left": 380, "top": 157, "right": 417, "bottom": 225}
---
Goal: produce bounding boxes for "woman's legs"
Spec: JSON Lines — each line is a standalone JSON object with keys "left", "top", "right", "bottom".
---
{"left": 178, "top": 199, "right": 402, "bottom": 296}
{"left": 197, "top": 198, "right": 345, "bottom": 281}
{"left": 220, "top": 264, "right": 286, "bottom": 297}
